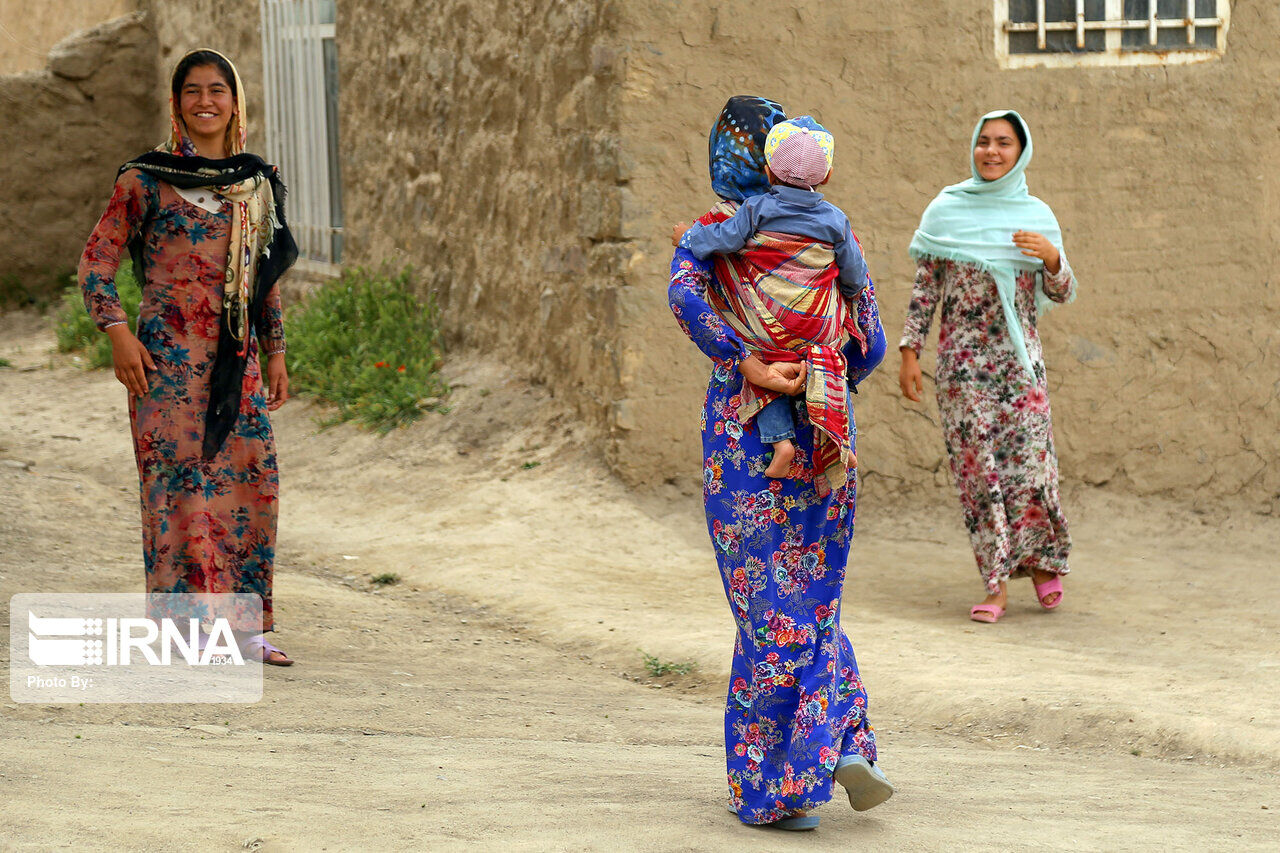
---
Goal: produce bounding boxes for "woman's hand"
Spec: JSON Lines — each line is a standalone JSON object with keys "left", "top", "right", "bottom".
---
{"left": 266, "top": 352, "right": 289, "bottom": 411}
{"left": 1012, "top": 231, "right": 1061, "bottom": 274}
{"left": 105, "top": 325, "right": 155, "bottom": 398}
{"left": 739, "top": 354, "right": 807, "bottom": 395}
{"left": 671, "top": 221, "right": 690, "bottom": 248}
{"left": 899, "top": 346, "right": 924, "bottom": 402}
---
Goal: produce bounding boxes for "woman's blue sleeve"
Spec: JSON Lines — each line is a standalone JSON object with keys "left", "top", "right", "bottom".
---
{"left": 844, "top": 279, "right": 886, "bottom": 389}
{"left": 668, "top": 248, "right": 748, "bottom": 367}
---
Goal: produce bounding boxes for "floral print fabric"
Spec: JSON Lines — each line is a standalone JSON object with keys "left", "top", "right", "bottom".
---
{"left": 78, "top": 169, "right": 284, "bottom": 631}
{"left": 900, "top": 256, "right": 1075, "bottom": 594}
{"left": 669, "top": 246, "right": 885, "bottom": 825}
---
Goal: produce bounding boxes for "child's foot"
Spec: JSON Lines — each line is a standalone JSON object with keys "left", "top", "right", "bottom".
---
{"left": 764, "top": 440, "right": 795, "bottom": 478}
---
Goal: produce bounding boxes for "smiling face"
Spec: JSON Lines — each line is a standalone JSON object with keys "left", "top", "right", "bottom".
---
{"left": 178, "top": 64, "right": 235, "bottom": 154}
{"left": 973, "top": 117, "right": 1023, "bottom": 181}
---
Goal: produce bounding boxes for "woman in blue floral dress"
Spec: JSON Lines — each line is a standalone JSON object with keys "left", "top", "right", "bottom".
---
{"left": 668, "top": 96, "right": 891, "bottom": 830}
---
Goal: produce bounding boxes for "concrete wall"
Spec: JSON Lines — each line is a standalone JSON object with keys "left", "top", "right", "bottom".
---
{"left": 610, "top": 0, "right": 1280, "bottom": 511}
{"left": 0, "top": 13, "right": 156, "bottom": 299}
{"left": 337, "top": 0, "right": 627, "bottom": 424}
{"left": 0, "top": 0, "right": 134, "bottom": 74}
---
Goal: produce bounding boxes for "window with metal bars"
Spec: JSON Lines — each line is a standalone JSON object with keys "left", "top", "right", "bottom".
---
{"left": 260, "top": 0, "right": 343, "bottom": 268}
{"left": 997, "top": 0, "right": 1229, "bottom": 66}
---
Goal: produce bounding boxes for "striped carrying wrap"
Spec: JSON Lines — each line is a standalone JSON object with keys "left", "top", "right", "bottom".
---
{"left": 698, "top": 200, "right": 863, "bottom": 496}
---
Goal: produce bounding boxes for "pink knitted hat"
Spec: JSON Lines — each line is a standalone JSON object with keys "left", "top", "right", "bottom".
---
{"left": 765, "top": 128, "right": 832, "bottom": 190}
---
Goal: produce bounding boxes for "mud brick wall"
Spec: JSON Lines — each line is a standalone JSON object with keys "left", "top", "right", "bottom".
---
{"left": 140, "top": 0, "right": 264, "bottom": 143}
{"left": 0, "top": 0, "right": 134, "bottom": 74}
{"left": 8, "top": 0, "right": 1275, "bottom": 510}
{"left": 610, "top": 0, "right": 1280, "bottom": 510}
{"left": 0, "top": 2, "right": 265, "bottom": 301}
{"left": 338, "top": 0, "right": 627, "bottom": 429}
{"left": 0, "top": 13, "right": 157, "bottom": 299}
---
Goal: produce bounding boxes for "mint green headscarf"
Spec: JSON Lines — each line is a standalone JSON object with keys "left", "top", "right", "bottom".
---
{"left": 908, "top": 109, "right": 1069, "bottom": 381}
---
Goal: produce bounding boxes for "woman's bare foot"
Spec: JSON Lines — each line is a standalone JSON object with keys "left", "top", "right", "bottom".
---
{"left": 1031, "top": 568, "right": 1063, "bottom": 607}
{"left": 764, "top": 440, "right": 795, "bottom": 478}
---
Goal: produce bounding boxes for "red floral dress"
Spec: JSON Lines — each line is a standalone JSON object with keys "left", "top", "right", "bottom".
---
{"left": 78, "top": 169, "right": 285, "bottom": 630}
{"left": 900, "top": 257, "right": 1075, "bottom": 594}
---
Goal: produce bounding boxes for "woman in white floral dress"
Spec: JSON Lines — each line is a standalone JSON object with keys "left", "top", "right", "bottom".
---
{"left": 898, "top": 110, "right": 1077, "bottom": 624}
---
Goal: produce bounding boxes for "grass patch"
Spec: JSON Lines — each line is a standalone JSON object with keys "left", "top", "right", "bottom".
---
{"left": 0, "top": 358, "right": 11, "bottom": 368}
{"left": 286, "top": 266, "right": 447, "bottom": 433}
{"left": 55, "top": 260, "right": 142, "bottom": 368}
{"left": 640, "top": 650, "right": 696, "bottom": 678}
{"left": 370, "top": 572, "right": 400, "bottom": 586}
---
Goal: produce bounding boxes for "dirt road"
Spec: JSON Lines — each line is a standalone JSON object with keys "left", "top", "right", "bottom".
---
{"left": 1, "top": 313, "right": 1276, "bottom": 851}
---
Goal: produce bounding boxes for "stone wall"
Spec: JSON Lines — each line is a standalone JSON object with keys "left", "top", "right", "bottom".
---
{"left": 337, "top": 0, "right": 626, "bottom": 424}
{"left": 0, "top": 13, "right": 156, "bottom": 300}
{"left": 610, "top": 0, "right": 1280, "bottom": 510}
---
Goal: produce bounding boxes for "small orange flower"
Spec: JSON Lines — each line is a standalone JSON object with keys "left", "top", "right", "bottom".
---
{"left": 397, "top": 365, "right": 406, "bottom": 373}
{"left": 374, "top": 361, "right": 389, "bottom": 368}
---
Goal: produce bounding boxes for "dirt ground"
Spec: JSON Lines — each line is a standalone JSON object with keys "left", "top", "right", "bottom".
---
{"left": 1, "top": 312, "right": 1276, "bottom": 852}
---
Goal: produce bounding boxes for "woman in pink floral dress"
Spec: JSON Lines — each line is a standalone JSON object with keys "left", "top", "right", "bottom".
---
{"left": 78, "top": 50, "right": 298, "bottom": 661}
{"left": 898, "top": 110, "right": 1076, "bottom": 624}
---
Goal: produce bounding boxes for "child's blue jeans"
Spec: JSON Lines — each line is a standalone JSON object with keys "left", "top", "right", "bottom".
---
{"left": 756, "top": 391, "right": 855, "bottom": 444}
{"left": 756, "top": 395, "right": 797, "bottom": 444}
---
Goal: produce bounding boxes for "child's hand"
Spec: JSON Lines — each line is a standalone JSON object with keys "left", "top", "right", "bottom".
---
{"left": 671, "top": 221, "right": 690, "bottom": 248}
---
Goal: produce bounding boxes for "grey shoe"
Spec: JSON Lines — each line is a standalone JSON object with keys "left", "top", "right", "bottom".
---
{"left": 833, "top": 755, "right": 894, "bottom": 811}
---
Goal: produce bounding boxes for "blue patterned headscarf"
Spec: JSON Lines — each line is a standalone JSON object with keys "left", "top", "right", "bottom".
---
{"left": 709, "top": 96, "right": 786, "bottom": 202}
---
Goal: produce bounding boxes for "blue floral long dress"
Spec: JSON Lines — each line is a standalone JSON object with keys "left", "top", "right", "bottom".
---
{"left": 669, "top": 246, "right": 886, "bottom": 824}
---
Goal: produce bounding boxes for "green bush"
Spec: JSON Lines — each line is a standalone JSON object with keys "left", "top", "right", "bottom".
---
{"left": 55, "top": 260, "right": 142, "bottom": 368}
{"left": 286, "top": 266, "right": 447, "bottom": 433}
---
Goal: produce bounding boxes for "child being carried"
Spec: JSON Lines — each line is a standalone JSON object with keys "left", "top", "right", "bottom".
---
{"left": 671, "top": 116, "right": 867, "bottom": 481}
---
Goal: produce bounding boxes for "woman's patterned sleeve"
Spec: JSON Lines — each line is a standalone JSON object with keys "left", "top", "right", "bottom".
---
{"left": 1042, "top": 253, "right": 1077, "bottom": 303}
{"left": 256, "top": 283, "right": 286, "bottom": 355}
{"left": 668, "top": 248, "right": 748, "bottom": 368}
{"left": 898, "top": 257, "right": 944, "bottom": 356}
{"left": 844, "top": 280, "right": 886, "bottom": 388}
{"left": 77, "top": 169, "right": 153, "bottom": 331}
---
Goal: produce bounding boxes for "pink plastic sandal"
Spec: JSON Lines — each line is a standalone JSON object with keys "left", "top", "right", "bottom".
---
{"left": 1034, "top": 576, "right": 1064, "bottom": 610}
{"left": 969, "top": 604, "right": 1004, "bottom": 623}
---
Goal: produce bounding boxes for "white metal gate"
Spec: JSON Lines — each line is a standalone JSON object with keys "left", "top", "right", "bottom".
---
{"left": 260, "top": 0, "right": 342, "bottom": 267}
